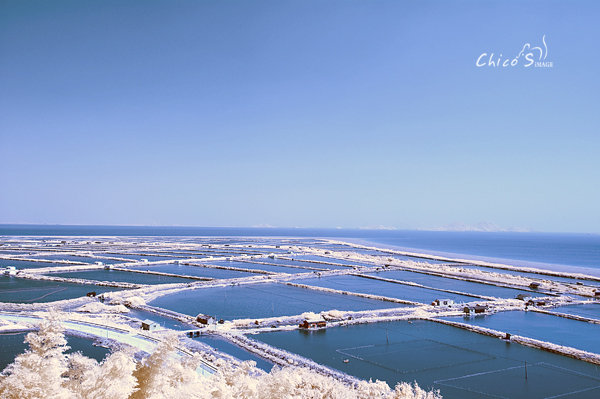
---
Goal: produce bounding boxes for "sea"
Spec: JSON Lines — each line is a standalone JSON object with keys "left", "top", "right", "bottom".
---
{"left": 1, "top": 224, "right": 598, "bottom": 276}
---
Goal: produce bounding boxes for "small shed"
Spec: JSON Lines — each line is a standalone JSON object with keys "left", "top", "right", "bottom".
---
{"left": 529, "top": 282, "right": 541, "bottom": 289}
{"left": 516, "top": 294, "right": 532, "bottom": 301}
{"left": 196, "top": 314, "right": 216, "bottom": 325}
{"left": 141, "top": 319, "right": 160, "bottom": 331}
{"left": 433, "top": 299, "right": 454, "bottom": 307}
{"left": 299, "top": 318, "right": 327, "bottom": 329}
{"left": 474, "top": 305, "right": 488, "bottom": 313}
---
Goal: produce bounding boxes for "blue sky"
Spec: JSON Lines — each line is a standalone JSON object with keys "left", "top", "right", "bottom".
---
{"left": 1, "top": 0, "right": 599, "bottom": 232}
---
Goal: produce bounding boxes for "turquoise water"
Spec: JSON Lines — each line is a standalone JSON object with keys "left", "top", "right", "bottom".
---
{"left": 149, "top": 282, "right": 403, "bottom": 320}
{"left": 255, "top": 320, "right": 600, "bottom": 399}
{"left": 128, "top": 264, "right": 258, "bottom": 279}
{"left": 294, "top": 275, "right": 480, "bottom": 304}
{"left": 444, "top": 311, "right": 600, "bottom": 353}
{"left": 0, "top": 276, "right": 125, "bottom": 303}
{"left": 0, "top": 332, "right": 111, "bottom": 371}
{"left": 366, "top": 270, "right": 544, "bottom": 299}
{"left": 47, "top": 269, "right": 192, "bottom": 285}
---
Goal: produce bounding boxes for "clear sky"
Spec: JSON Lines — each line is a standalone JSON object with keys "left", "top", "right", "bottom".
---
{"left": 1, "top": 0, "right": 599, "bottom": 232}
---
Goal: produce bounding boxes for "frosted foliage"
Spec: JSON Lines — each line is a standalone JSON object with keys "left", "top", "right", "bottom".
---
{"left": 0, "top": 313, "right": 72, "bottom": 399}
{"left": 68, "top": 351, "right": 138, "bottom": 399}
{"left": 0, "top": 318, "right": 441, "bottom": 399}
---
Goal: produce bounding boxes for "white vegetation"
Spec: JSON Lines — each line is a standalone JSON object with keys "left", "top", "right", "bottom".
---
{"left": 0, "top": 317, "right": 442, "bottom": 399}
{"left": 76, "top": 303, "right": 129, "bottom": 314}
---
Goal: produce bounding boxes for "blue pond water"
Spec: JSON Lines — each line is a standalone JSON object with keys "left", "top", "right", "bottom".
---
{"left": 209, "top": 260, "right": 311, "bottom": 274}
{"left": 294, "top": 275, "right": 480, "bottom": 304}
{"left": 366, "top": 270, "right": 543, "bottom": 299}
{"left": 48, "top": 269, "right": 192, "bottom": 285}
{"left": 0, "top": 258, "right": 71, "bottom": 269}
{"left": 128, "top": 264, "right": 258, "bottom": 279}
{"left": 0, "top": 276, "right": 125, "bottom": 303}
{"left": 149, "top": 282, "right": 403, "bottom": 320}
{"left": 551, "top": 303, "right": 600, "bottom": 319}
{"left": 444, "top": 311, "right": 600, "bottom": 354}
{"left": 255, "top": 319, "right": 600, "bottom": 399}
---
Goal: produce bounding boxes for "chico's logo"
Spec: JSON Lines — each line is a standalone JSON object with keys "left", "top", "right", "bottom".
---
{"left": 476, "top": 35, "right": 553, "bottom": 68}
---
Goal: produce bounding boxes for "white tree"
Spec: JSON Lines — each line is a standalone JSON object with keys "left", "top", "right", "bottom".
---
{"left": 0, "top": 313, "right": 73, "bottom": 399}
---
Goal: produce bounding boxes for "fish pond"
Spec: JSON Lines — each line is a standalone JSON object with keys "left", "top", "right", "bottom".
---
{"left": 443, "top": 310, "right": 600, "bottom": 354}
{"left": 366, "top": 270, "right": 545, "bottom": 299}
{"left": 255, "top": 319, "right": 600, "bottom": 399}
{"left": 47, "top": 269, "right": 193, "bottom": 285}
{"left": 293, "top": 275, "right": 480, "bottom": 304}
{"left": 0, "top": 276, "right": 125, "bottom": 303}
{"left": 149, "top": 282, "right": 403, "bottom": 320}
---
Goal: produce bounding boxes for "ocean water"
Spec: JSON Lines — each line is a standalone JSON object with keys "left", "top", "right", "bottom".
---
{"left": 2, "top": 225, "right": 598, "bottom": 274}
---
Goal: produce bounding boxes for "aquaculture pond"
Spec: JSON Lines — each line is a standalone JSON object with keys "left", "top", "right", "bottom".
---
{"left": 47, "top": 269, "right": 193, "bottom": 285}
{"left": 0, "top": 276, "right": 125, "bottom": 303}
{"left": 208, "top": 260, "right": 312, "bottom": 274}
{"left": 294, "top": 275, "right": 480, "bottom": 304}
{"left": 101, "top": 254, "right": 189, "bottom": 262}
{"left": 551, "top": 303, "right": 600, "bottom": 319}
{"left": 255, "top": 320, "right": 600, "bottom": 399}
{"left": 0, "top": 332, "right": 111, "bottom": 371}
{"left": 84, "top": 257, "right": 137, "bottom": 265}
{"left": 365, "top": 270, "right": 544, "bottom": 299}
{"left": 128, "top": 264, "right": 260, "bottom": 279}
{"left": 291, "top": 255, "right": 373, "bottom": 268}
{"left": 0, "top": 258, "right": 76, "bottom": 269}
{"left": 444, "top": 310, "right": 600, "bottom": 354}
{"left": 194, "top": 335, "right": 273, "bottom": 372}
{"left": 264, "top": 257, "right": 341, "bottom": 269}
{"left": 149, "top": 283, "right": 403, "bottom": 320}
{"left": 29, "top": 254, "right": 99, "bottom": 263}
